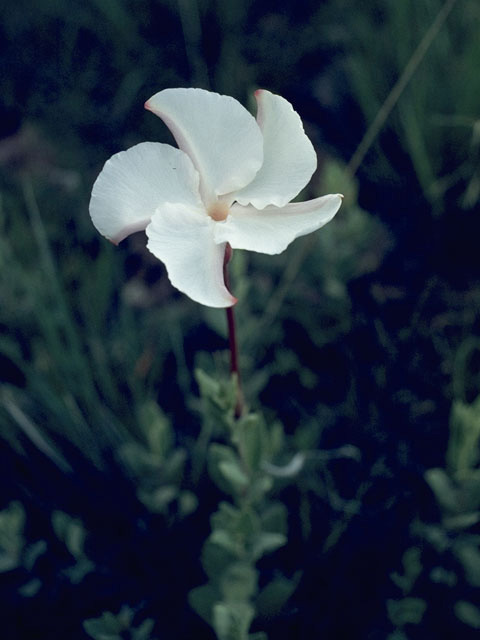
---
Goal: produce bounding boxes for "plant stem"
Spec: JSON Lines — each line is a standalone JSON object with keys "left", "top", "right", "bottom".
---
{"left": 226, "top": 304, "right": 239, "bottom": 378}
{"left": 223, "top": 244, "right": 245, "bottom": 418}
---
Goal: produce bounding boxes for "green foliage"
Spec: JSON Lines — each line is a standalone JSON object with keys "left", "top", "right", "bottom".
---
{"left": 0, "top": 501, "right": 46, "bottom": 598}
{"left": 0, "top": 501, "right": 98, "bottom": 597}
{"left": 387, "top": 547, "right": 426, "bottom": 634}
{"left": 195, "top": 369, "right": 239, "bottom": 432}
{"left": 390, "top": 547, "right": 423, "bottom": 594}
{"left": 318, "top": 159, "right": 392, "bottom": 293}
{"left": 448, "top": 397, "right": 480, "bottom": 479}
{"left": 454, "top": 601, "right": 480, "bottom": 630}
{"left": 425, "top": 393, "right": 480, "bottom": 524}
{"left": 190, "top": 369, "right": 298, "bottom": 639}
{"left": 52, "top": 510, "right": 94, "bottom": 583}
{"left": 52, "top": 511, "right": 86, "bottom": 559}
{"left": 453, "top": 537, "right": 480, "bottom": 588}
{"left": 213, "top": 602, "right": 254, "bottom": 640}
{"left": 117, "top": 401, "right": 197, "bottom": 518}
{"left": 83, "top": 606, "right": 157, "bottom": 640}
{"left": 391, "top": 360, "right": 480, "bottom": 634}
{"left": 0, "top": 501, "right": 26, "bottom": 572}
{"left": 345, "top": 0, "right": 480, "bottom": 210}
{"left": 387, "top": 597, "right": 427, "bottom": 628}
{"left": 255, "top": 574, "right": 300, "bottom": 621}
{"left": 0, "top": 178, "right": 129, "bottom": 467}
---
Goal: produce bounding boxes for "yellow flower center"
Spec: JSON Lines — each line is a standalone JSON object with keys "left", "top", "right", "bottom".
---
{"left": 208, "top": 201, "right": 229, "bottom": 222}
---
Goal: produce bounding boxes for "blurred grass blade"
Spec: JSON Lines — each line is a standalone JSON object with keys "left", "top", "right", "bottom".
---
{"left": 346, "top": 0, "right": 460, "bottom": 178}
{"left": 1, "top": 388, "right": 72, "bottom": 473}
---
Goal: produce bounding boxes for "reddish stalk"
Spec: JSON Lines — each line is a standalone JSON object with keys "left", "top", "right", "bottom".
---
{"left": 223, "top": 244, "right": 244, "bottom": 418}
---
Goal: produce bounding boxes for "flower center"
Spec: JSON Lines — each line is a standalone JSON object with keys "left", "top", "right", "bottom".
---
{"left": 208, "top": 201, "right": 229, "bottom": 222}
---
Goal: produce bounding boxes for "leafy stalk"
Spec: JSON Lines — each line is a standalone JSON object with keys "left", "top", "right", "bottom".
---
{"left": 191, "top": 370, "right": 295, "bottom": 640}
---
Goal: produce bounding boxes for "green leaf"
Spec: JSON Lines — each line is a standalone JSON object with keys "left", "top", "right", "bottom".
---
{"left": 211, "top": 502, "right": 242, "bottom": 530}
{"left": 453, "top": 539, "right": 480, "bottom": 587}
{"left": 411, "top": 521, "right": 449, "bottom": 553}
{"left": 178, "top": 490, "right": 198, "bottom": 517}
{"left": 443, "top": 511, "right": 480, "bottom": 530}
{"left": 234, "top": 414, "right": 267, "bottom": 473}
{"left": 83, "top": 618, "right": 121, "bottom": 640}
{"left": 208, "top": 444, "right": 244, "bottom": 495}
{"left": 387, "top": 597, "right": 426, "bottom": 627}
{"left": 448, "top": 398, "right": 480, "bottom": 476}
{"left": 235, "top": 509, "right": 260, "bottom": 542}
{"left": 0, "top": 501, "right": 25, "bottom": 571}
{"left": 189, "top": 583, "right": 219, "bottom": 626}
{"left": 220, "top": 562, "right": 258, "bottom": 602}
{"left": 64, "top": 557, "right": 95, "bottom": 584}
{"left": 83, "top": 607, "right": 133, "bottom": 640}
{"left": 268, "top": 423, "right": 285, "bottom": 458}
{"left": 202, "top": 539, "right": 239, "bottom": 580}
{"left": 18, "top": 578, "right": 42, "bottom": 597}
{"left": 23, "top": 540, "right": 47, "bottom": 571}
{"left": 196, "top": 368, "right": 222, "bottom": 401}
{"left": 132, "top": 618, "right": 155, "bottom": 640}
{"left": 138, "top": 401, "right": 173, "bottom": 459}
{"left": 430, "top": 566, "right": 457, "bottom": 587}
{"left": 52, "top": 510, "right": 86, "bottom": 559}
{"left": 251, "top": 532, "right": 287, "bottom": 560}
{"left": 219, "top": 461, "right": 250, "bottom": 493}
{"left": 248, "top": 476, "right": 274, "bottom": 504}
{"left": 210, "top": 529, "right": 242, "bottom": 556}
{"left": 455, "top": 600, "right": 480, "bottom": 629}
{"left": 386, "top": 632, "right": 408, "bottom": 640}
{"left": 424, "top": 468, "right": 459, "bottom": 513}
{"left": 0, "top": 550, "right": 20, "bottom": 572}
{"left": 210, "top": 503, "right": 260, "bottom": 551}
{"left": 390, "top": 547, "right": 422, "bottom": 593}
{"left": 162, "top": 448, "right": 187, "bottom": 484}
{"left": 462, "top": 471, "right": 480, "bottom": 512}
{"left": 101, "top": 611, "right": 125, "bottom": 631}
{"left": 260, "top": 503, "right": 288, "bottom": 536}
{"left": 195, "top": 368, "right": 237, "bottom": 424}
{"left": 256, "top": 575, "right": 299, "bottom": 619}
{"left": 138, "top": 485, "right": 178, "bottom": 514}
{"left": 213, "top": 602, "right": 254, "bottom": 640}
{"left": 117, "top": 442, "right": 160, "bottom": 477}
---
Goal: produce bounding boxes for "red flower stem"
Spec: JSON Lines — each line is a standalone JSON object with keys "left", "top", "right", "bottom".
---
{"left": 223, "top": 244, "right": 244, "bottom": 418}
{"left": 226, "top": 305, "right": 239, "bottom": 378}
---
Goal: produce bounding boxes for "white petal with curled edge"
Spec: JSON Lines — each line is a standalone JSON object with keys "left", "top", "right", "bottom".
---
{"left": 145, "top": 88, "right": 263, "bottom": 205}
{"left": 89, "top": 142, "right": 202, "bottom": 244}
{"left": 214, "top": 194, "right": 343, "bottom": 255}
{"left": 146, "top": 203, "right": 236, "bottom": 308}
{"left": 234, "top": 90, "right": 317, "bottom": 209}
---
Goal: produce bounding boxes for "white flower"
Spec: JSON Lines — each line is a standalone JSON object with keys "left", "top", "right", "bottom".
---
{"left": 89, "top": 88, "right": 343, "bottom": 307}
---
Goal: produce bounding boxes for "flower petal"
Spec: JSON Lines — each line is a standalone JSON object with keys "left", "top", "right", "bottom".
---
{"left": 234, "top": 90, "right": 317, "bottom": 209}
{"left": 214, "top": 194, "right": 343, "bottom": 255}
{"left": 90, "top": 142, "right": 202, "bottom": 244}
{"left": 146, "top": 203, "right": 236, "bottom": 308}
{"left": 145, "top": 88, "right": 263, "bottom": 205}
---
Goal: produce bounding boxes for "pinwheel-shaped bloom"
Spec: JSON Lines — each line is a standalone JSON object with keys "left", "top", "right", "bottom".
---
{"left": 90, "top": 88, "right": 342, "bottom": 307}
